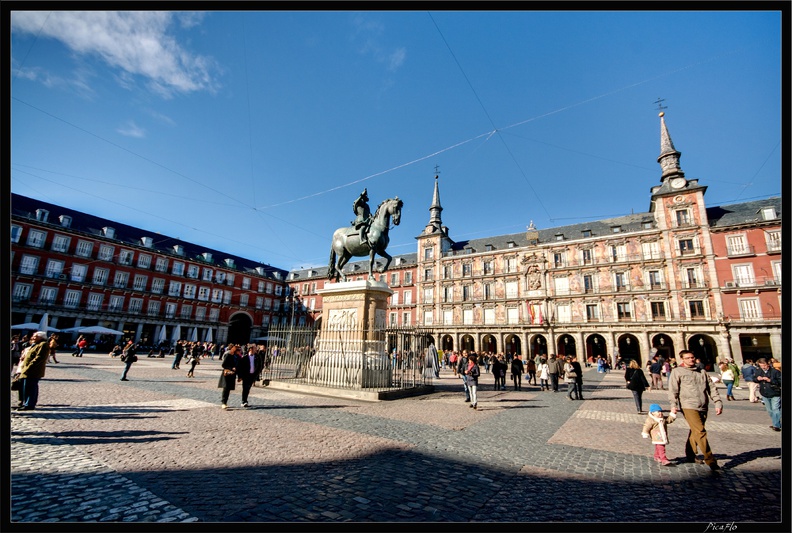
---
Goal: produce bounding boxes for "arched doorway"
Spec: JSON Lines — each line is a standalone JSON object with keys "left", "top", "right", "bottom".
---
{"left": 530, "top": 335, "right": 548, "bottom": 359}
{"left": 688, "top": 334, "right": 718, "bottom": 371}
{"left": 425, "top": 334, "right": 436, "bottom": 348}
{"left": 441, "top": 335, "right": 454, "bottom": 352}
{"left": 460, "top": 335, "right": 475, "bottom": 352}
{"left": 505, "top": 334, "right": 522, "bottom": 356}
{"left": 739, "top": 333, "right": 771, "bottom": 363}
{"left": 652, "top": 334, "right": 675, "bottom": 362}
{"left": 617, "top": 334, "right": 641, "bottom": 366}
{"left": 586, "top": 334, "right": 607, "bottom": 363}
{"left": 557, "top": 334, "right": 576, "bottom": 357}
{"left": 481, "top": 334, "right": 497, "bottom": 354}
{"left": 228, "top": 312, "right": 253, "bottom": 344}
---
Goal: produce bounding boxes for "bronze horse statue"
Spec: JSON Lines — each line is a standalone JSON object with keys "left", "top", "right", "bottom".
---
{"left": 328, "top": 197, "right": 403, "bottom": 282}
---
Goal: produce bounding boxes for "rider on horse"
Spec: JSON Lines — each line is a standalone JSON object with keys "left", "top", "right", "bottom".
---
{"left": 352, "top": 188, "right": 372, "bottom": 245}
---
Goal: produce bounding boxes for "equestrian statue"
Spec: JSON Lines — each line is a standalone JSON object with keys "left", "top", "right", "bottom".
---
{"left": 328, "top": 189, "right": 403, "bottom": 282}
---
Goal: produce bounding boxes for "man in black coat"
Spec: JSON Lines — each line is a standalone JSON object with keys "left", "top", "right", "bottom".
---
{"left": 510, "top": 355, "right": 525, "bottom": 391}
{"left": 236, "top": 345, "right": 263, "bottom": 408}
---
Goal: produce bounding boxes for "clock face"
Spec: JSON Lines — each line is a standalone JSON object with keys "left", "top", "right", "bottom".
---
{"left": 670, "top": 177, "right": 687, "bottom": 189}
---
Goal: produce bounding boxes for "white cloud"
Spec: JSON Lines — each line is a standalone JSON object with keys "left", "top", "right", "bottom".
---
{"left": 117, "top": 120, "right": 146, "bottom": 138}
{"left": 350, "top": 15, "right": 406, "bottom": 73}
{"left": 11, "top": 11, "right": 218, "bottom": 97}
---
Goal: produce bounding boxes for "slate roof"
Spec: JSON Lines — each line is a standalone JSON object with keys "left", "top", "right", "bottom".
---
{"left": 11, "top": 193, "right": 288, "bottom": 280}
{"left": 706, "top": 197, "right": 782, "bottom": 228}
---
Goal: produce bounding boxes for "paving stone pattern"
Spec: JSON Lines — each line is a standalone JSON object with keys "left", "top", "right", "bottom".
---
{"left": 10, "top": 354, "right": 785, "bottom": 527}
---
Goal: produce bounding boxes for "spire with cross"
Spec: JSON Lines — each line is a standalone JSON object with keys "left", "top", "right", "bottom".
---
{"left": 654, "top": 97, "right": 667, "bottom": 116}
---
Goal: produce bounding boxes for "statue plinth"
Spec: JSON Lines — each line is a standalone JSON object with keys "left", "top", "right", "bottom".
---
{"left": 309, "top": 280, "right": 393, "bottom": 388}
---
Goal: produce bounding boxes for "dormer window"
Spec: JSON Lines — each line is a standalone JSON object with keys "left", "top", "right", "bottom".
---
{"left": 140, "top": 236, "right": 154, "bottom": 247}
{"left": 486, "top": 244, "right": 494, "bottom": 251}
{"left": 761, "top": 207, "right": 777, "bottom": 220}
{"left": 582, "top": 230, "right": 591, "bottom": 238}
{"left": 35, "top": 209, "right": 49, "bottom": 222}
{"left": 507, "top": 241, "right": 515, "bottom": 248}
{"left": 201, "top": 252, "right": 213, "bottom": 263}
{"left": 274, "top": 272, "right": 282, "bottom": 280}
{"left": 173, "top": 245, "right": 184, "bottom": 255}
{"left": 642, "top": 221, "right": 653, "bottom": 229}
{"left": 611, "top": 226, "right": 622, "bottom": 233}
{"left": 224, "top": 258, "right": 236, "bottom": 268}
{"left": 59, "top": 215, "right": 71, "bottom": 228}
{"left": 102, "top": 227, "right": 115, "bottom": 239}
{"left": 256, "top": 266, "right": 266, "bottom": 275}
{"left": 555, "top": 234, "right": 564, "bottom": 241}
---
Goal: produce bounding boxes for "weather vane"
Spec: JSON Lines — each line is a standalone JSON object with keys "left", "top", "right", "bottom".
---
{"left": 434, "top": 164, "right": 441, "bottom": 176}
{"left": 654, "top": 97, "right": 668, "bottom": 114}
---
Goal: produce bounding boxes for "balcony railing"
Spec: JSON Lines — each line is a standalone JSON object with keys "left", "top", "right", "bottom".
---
{"left": 722, "top": 277, "right": 780, "bottom": 290}
{"left": 726, "top": 244, "right": 755, "bottom": 257}
{"left": 767, "top": 240, "right": 782, "bottom": 253}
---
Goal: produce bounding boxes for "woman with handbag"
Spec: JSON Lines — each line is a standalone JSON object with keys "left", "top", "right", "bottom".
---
{"left": 625, "top": 359, "right": 651, "bottom": 413}
{"left": 564, "top": 356, "right": 579, "bottom": 400}
{"left": 218, "top": 344, "right": 239, "bottom": 409}
{"left": 119, "top": 341, "right": 138, "bottom": 381}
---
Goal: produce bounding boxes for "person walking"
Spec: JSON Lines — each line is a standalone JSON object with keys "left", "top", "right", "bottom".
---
{"left": 465, "top": 353, "right": 480, "bottom": 410}
{"left": 525, "top": 357, "right": 537, "bottom": 386}
{"left": 218, "top": 344, "right": 239, "bottom": 409}
{"left": 489, "top": 353, "right": 503, "bottom": 391}
{"left": 47, "top": 334, "right": 60, "bottom": 364}
{"left": 728, "top": 358, "right": 742, "bottom": 390}
{"left": 649, "top": 356, "right": 664, "bottom": 391}
{"left": 11, "top": 335, "right": 23, "bottom": 373}
{"left": 14, "top": 331, "right": 49, "bottom": 411}
{"left": 510, "top": 354, "right": 524, "bottom": 391}
{"left": 72, "top": 335, "right": 87, "bottom": 357}
{"left": 755, "top": 358, "right": 781, "bottom": 431}
{"left": 546, "top": 354, "right": 563, "bottom": 393}
{"left": 119, "top": 341, "right": 138, "bottom": 381}
{"left": 741, "top": 358, "right": 760, "bottom": 403}
{"left": 172, "top": 340, "right": 185, "bottom": 370}
{"left": 571, "top": 355, "right": 584, "bottom": 400}
{"left": 719, "top": 362, "right": 736, "bottom": 401}
{"left": 456, "top": 350, "right": 471, "bottom": 403}
{"left": 641, "top": 403, "right": 677, "bottom": 467}
{"left": 564, "top": 356, "right": 579, "bottom": 400}
{"left": 236, "top": 345, "right": 262, "bottom": 408}
{"left": 186, "top": 348, "right": 201, "bottom": 378}
{"left": 625, "top": 360, "right": 650, "bottom": 413}
{"left": 538, "top": 358, "right": 549, "bottom": 391}
{"left": 668, "top": 350, "right": 723, "bottom": 471}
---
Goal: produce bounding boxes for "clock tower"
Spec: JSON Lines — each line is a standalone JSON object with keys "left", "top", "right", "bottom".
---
{"left": 648, "top": 112, "right": 724, "bottom": 325}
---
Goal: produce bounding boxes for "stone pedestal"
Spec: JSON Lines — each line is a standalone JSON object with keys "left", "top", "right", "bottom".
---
{"left": 309, "top": 279, "right": 393, "bottom": 388}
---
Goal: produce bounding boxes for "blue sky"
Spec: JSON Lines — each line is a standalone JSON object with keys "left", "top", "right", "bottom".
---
{"left": 10, "top": 9, "right": 782, "bottom": 271}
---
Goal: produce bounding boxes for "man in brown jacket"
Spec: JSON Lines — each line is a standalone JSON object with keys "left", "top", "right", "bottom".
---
{"left": 15, "top": 331, "right": 50, "bottom": 411}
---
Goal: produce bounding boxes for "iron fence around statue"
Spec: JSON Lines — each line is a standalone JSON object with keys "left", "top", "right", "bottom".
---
{"left": 259, "top": 324, "right": 435, "bottom": 392}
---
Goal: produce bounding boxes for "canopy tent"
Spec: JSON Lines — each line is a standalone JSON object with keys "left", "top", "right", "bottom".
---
{"left": 11, "top": 322, "right": 59, "bottom": 332}
{"left": 157, "top": 325, "right": 168, "bottom": 344}
{"left": 171, "top": 324, "right": 182, "bottom": 343}
{"left": 61, "top": 325, "right": 124, "bottom": 335}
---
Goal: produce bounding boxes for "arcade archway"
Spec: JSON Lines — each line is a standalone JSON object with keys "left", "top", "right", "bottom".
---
{"left": 652, "top": 334, "right": 675, "bottom": 362}
{"left": 557, "top": 334, "right": 576, "bottom": 357}
{"left": 504, "top": 334, "right": 522, "bottom": 356}
{"left": 617, "top": 334, "right": 641, "bottom": 366}
{"left": 586, "top": 334, "right": 607, "bottom": 363}
{"left": 481, "top": 334, "right": 497, "bottom": 354}
{"left": 228, "top": 312, "right": 253, "bottom": 345}
{"left": 441, "top": 335, "right": 454, "bottom": 352}
{"left": 530, "top": 335, "right": 548, "bottom": 359}
{"left": 688, "top": 334, "right": 718, "bottom": 371}
{"left": 460, "top": 335, "right": 475, "bottom": 352}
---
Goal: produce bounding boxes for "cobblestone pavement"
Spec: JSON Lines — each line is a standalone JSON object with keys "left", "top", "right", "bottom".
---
{"left": 9, "top": 353, "right": 787, "bottom": 530}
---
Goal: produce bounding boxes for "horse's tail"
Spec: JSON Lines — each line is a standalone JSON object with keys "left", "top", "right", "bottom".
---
{"left": 328, "top": 244, "right": 337, "bottom": 281}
